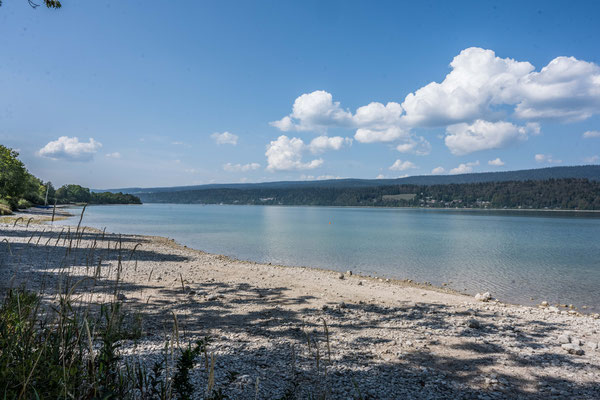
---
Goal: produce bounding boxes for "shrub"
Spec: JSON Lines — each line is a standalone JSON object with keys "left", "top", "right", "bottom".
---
{"left": 16, "top": 199, "right": 32, "bottom": 209}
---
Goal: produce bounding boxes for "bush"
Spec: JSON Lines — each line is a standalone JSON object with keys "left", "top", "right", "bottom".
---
{"left": 16, "top": 199, "right": 32, "bottom": 209}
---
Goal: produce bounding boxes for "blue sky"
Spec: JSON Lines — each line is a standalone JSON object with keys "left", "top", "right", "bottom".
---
{"left": 1, "top": 0, "right": 599, "bottom": 188}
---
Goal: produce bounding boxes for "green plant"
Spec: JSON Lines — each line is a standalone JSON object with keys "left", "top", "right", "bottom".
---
{"left": 172, "top": 337, "right": 211, "bottom": 400}
{"left": 16, "top": 199, "right": 32, "bottom": 209}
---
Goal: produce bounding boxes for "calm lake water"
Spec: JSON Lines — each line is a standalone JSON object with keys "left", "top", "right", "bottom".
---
{"left": 65, "top": 204, "right": 600, "bottom": 311}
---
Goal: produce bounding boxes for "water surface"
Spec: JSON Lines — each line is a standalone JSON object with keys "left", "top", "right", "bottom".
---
{"left": 65, "top": 204, "right": 600, "bottom": 311}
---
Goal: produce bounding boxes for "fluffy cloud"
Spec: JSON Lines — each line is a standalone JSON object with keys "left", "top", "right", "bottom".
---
{"left": 265, "top": 135, "right": 323, "bottom": 171}
{"left": 105, "top": 152, "right": 121, "bottom": 159}
{"left": 271, "top": 91, "right": 429, "bottom": 152}
{"left": 445, "top": 120, "right": 538, "bottom": 155}
{"left": 431, "top": 166, "right": 445, "bottom": 174}
{"left": 270, "top": 90, "right": 353, "bottom": 132}
{"left": 271, "top": 48, "right": 600, "bottom": 158}
{"left": 583, "top": 130, "right": 600, "bottom": 139}
{"left": 396, "top": 137, "right": 431, "bottom": 155}
{"left": 308, "top": 136, "right": 352, "bottom": 154}
{"left": 265, "top": 134, "right": 352, "bottom": 171}
{"left": 513, "top": 57, "right": 600, "bottom": 121}
{"left": 401, "top": 48, "right": 600, "bottom": 126}
{"left": 38, "top": 136, "right": 102, "bottom": 161}
{"left": 488, "top": 158, "right": 505, "bottom": 166}
{"left": 535, "top": 154, "right": 562, "bottom": 164}
{"left": 223, "top": 162, "right": 261, "bottom": 172}
{"left": 449, "top": 161, "right": 479, "bottom": 175}
{"left": 211, "top": 131, "right": 238, "bottom": 145}
{"left": 389, "top": 159, "right": 417, "bottom": 171}
{"left": 401, "top": 47, "right": 534, "bottom": 127}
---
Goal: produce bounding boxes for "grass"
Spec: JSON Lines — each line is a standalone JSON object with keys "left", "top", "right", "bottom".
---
{"left": 0, "top": 203, "right": 12, "bottom": 216}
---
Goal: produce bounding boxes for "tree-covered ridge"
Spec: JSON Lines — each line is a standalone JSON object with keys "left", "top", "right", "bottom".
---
{"left": 138, "top": 178, "right": 600, "bottom": 210}
{"left": 110, "top": 165, "right": 600, "bottom": 194}
{"left": 0, "top": 144, "right": 141, "bottom": 214}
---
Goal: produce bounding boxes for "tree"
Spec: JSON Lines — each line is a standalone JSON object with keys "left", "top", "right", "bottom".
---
{"left": 55, "top": 184, "right": 91, "bottom": 203}
{"left": 0, "top": 145, "right": 28, "bottom": 205}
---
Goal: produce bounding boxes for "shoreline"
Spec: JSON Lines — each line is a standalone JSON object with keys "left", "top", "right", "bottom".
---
{"left": 2, "top": 212, "right": 600, "bottom": 398}
{"left": 115, "top": 202, "right": 600, "bottom": 214}
{"left": 57, "top": 205, "right": 600, "bottom": 313}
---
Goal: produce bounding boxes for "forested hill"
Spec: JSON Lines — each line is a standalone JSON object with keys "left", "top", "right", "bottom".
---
{"left": 137, "top": 178, "right": 600, "bottom": 210}
{"left": 105, "top": 165, "right": 600, "bottom": 194}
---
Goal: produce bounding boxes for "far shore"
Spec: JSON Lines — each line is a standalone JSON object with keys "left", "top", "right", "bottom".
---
{"left": 1, "top": 210, "right": 600, "bottom": 398}
{"left": 67, "top": 202, "right": 600, "bottom": 214}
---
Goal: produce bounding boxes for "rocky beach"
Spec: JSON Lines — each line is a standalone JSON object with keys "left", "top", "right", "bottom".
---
{"left": 1, "top": 212, "right": 599, "bottom": 399}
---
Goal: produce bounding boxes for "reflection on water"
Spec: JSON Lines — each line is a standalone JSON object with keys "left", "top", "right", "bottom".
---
{"left": 65, "top": 204, "right": 600, "bottom": 311}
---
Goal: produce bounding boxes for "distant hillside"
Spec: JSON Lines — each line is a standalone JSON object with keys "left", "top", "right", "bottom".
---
{"left": 136, "top": 178, "right": 600, "bottom": 210}
{"left": 100, "top": 165, "right": 600, "bottom": 195}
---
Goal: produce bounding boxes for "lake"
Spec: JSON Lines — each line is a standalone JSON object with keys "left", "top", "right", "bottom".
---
{"left": 65, "top": 204, "right": 600, "bottom": 311}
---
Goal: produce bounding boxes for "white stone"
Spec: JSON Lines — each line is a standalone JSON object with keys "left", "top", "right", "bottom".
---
{"left": 561, "top": 343, "right": 584, "bottom": 355}
{"left": 558, "top": 334, "right": 571, "bottom": 344}
{"left": 475, "top": 292, "right": 492, "bottom": 302}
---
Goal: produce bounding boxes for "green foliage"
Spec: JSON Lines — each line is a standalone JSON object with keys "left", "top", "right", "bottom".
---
{"left": 0, "top": 145, "right": 28, "bottom": 204}
{"left": 138, "top": 178, "right": 600, "bottom": 210}
{"left": 16, "top": 199, "right": 32, "bottom": 209}
{"left": 90, "top": 191, "right": 142, "bottom": 205}
{"left": 173, "top": 337, "right": 212, "bottom": 400}
{"left": 53, "top": 185, "right": 142, "bottom": 205}
{"left": 55, "top": 184, "right": 91, "bottom": 203}
{"left": 0, "top": 144, "right": 54, "bottom": 210}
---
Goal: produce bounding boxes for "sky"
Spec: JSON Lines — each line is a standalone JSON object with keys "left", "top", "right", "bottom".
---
{"left": 1, "top": 0, "right": 599, "bottom": 189}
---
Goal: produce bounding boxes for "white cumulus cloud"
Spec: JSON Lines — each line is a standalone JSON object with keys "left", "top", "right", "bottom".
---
{"left": 211, "top": 131, "right": 238, "bottom": 145}
{"left": 401, "top": 47, "right": 534, "bottom": 127}
{"left": 271, "top": 48, "right": 600, "bottom": 159}
{"left": 389, "top": 159, "right": 417, "bottom": 171}
{"left": 38, "top": 136, "right": 102, "bottom": 161}
{"left": 583, "top": 155, "right": 599, "bottom": 164}
{"left": 308, "top": 136, "right": 352, "bottom": 154}
{"left": 105, "top": 152, "right": 121, "bottom": 159}
{"left": 513, "top": 57, "right": 600, "bottom": 121}
{"left": 270, "top": 90, "right": 353, "bottom": 132}
{"left": 488, "top": 158, "right": 505, "bottom": 166}
{"left": 445, "top": 120, "right": 538, "bottom": 155}
{"left": 431, "top": 166, "right": 446, "bottom": 174}
{"left": 223, "top": 162, "right": 261, "bottom": 172}
{"left": 449, "top": 161, "right": 479, "bottom": 175}
{"left": 265, "top": 135, "right": 323, "bottom": 171}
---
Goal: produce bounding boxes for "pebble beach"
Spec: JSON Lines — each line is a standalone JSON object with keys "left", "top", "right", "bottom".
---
{"left": 1, "top": 212, "right": 599, "bottom": 399}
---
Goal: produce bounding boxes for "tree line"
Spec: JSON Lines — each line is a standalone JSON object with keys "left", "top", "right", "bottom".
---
{"left": 1, "top": 144, "right": 140, "bottom": 214}
{"left": 138, "top": 178, "right": 600, "bottom": 210}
